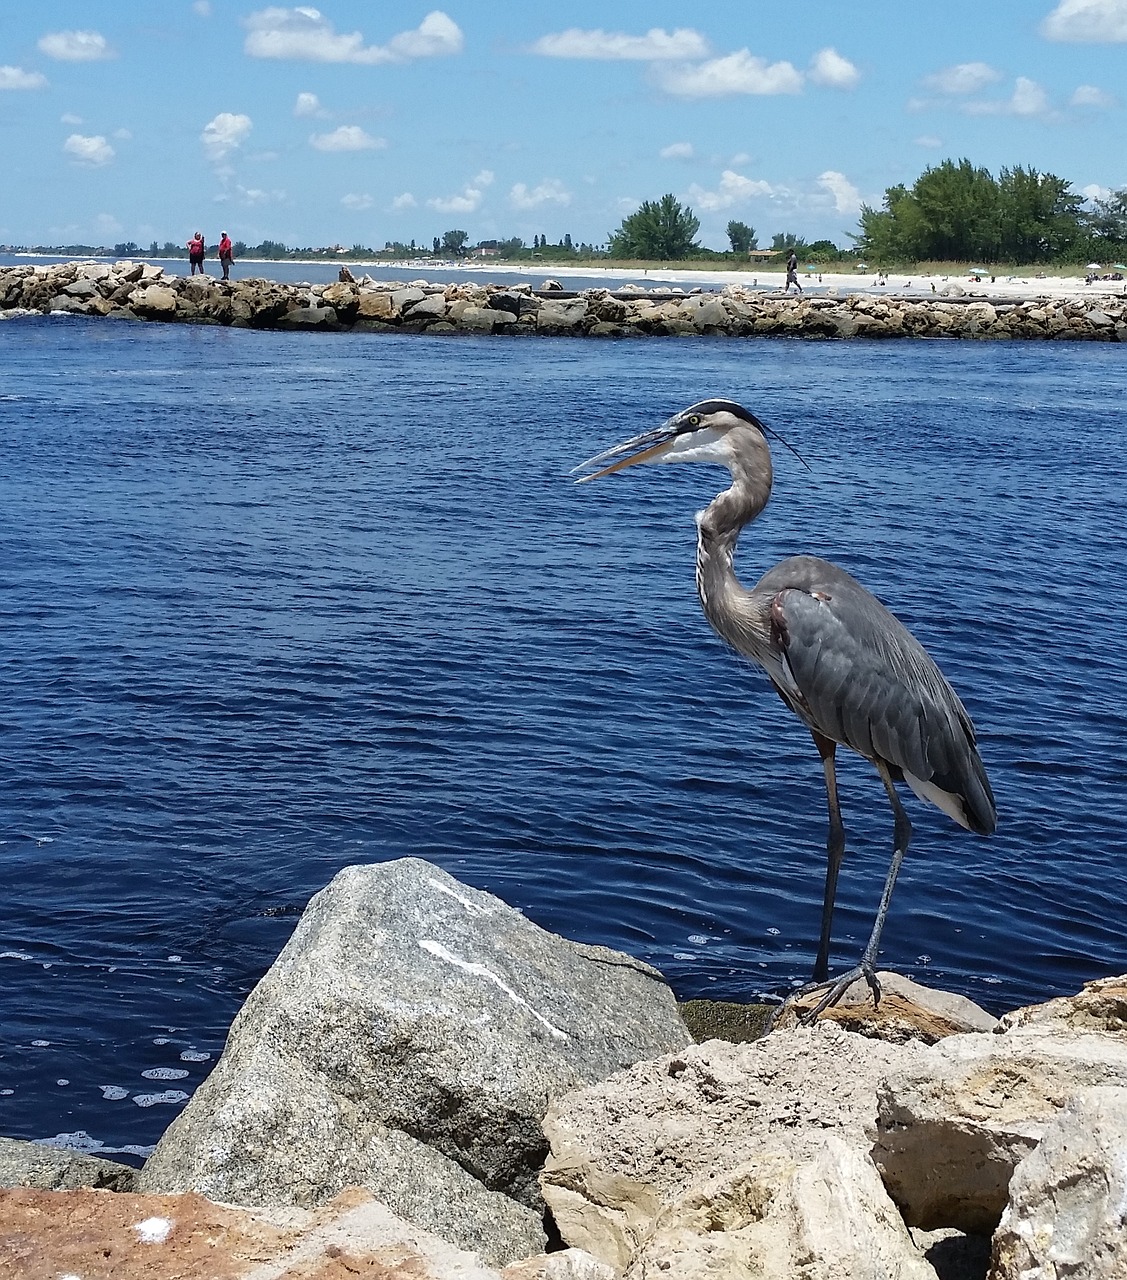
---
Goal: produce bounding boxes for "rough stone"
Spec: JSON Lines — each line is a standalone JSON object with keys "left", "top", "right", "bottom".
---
{"left": 139, "top": 858, "right": 690, "bottom": 1265}
{"left": 990, "top": 1086, "right": 1127, "bottom": 1279}
{"left": 129, "top": 285, "right": 178, "bottom": 315}
{"left": 0, "top": 1136, "right": 136, "bottom": 1192}
{"left": 276, "top": 304, "right": 339, "bottom": 328}
{"left": 874, "top": 1026, "right": 1127, "bottom": 1234}
{"left": 357, "top": 290, "right": 396, "bottom": 320}
{"left": 776, "top": 970, "right": 999, "bottom": 1043}
{"left": 625, "top": 1137, "right": 936, "bottom": 1280}
{"left": 0, "top": 1184, "right": 517, "bottom": 1280}
{"left": 999, "top": 974, "right": 1127, "bottom": 1034}
{"left": 536, "top": 299, "right": 588, "bottom": 330}
{"left": 541, "top": 1024, "right": 926, "bottom": 1273}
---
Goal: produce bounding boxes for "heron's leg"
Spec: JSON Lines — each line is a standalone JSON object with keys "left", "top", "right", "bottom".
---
{"left": 798, "top": 760, "right": 912, "bottom": 1022}
{"left": 812, "top": 732, "right": 845, "bottom": 983}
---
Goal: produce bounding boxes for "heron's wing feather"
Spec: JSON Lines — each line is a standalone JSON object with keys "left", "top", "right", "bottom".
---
{"left": 769, "top": 580, "right": 995, "bottom": 832}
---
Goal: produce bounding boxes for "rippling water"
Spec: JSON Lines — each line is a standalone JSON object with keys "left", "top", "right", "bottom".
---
{"left": 1, "top": 315, "right": 1125, "bottom": 1158}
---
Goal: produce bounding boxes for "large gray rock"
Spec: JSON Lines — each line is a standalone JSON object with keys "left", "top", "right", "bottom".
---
{"left": 541, "top": 1024, "right": 928, "bottom": 1275}
{"left": 536, "top": 299, "right": 588, "bottom": 330}
{"left": 874, "top": 1027, "right": 1127, "bottom": 1233}
{"left": 139, "top": 858, "right": 689, "bottom": 1265}
{"left": 0, "top": 1136, "right": 136, "bottom": 1191}
{"left": 991, "top": 1085, "right": 1127, "bottom": 1279}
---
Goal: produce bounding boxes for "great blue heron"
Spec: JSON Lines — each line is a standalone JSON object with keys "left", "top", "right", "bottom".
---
{"left": 574, "top": 398, "right": 996, "bottom": 1015}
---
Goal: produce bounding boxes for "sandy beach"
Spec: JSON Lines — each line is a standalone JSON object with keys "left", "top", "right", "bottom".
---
{"left": 445, "top": 260, "right": 1127, "bottom": 302}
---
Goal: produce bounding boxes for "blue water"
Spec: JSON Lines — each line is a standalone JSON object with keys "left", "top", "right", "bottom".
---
{"left": 1, "top": 315, "right": 1125, "bottom": 1161}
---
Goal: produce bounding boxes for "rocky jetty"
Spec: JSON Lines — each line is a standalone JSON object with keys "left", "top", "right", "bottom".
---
{"left": 3, "top": 259, "right": 1127, "bottom": 340}
{"left": 2, "top": 859, "right": 1126, "bottom": 1279}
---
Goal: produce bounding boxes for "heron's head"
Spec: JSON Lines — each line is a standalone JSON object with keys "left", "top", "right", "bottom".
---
{"left": 572, "top": 399, "right": 772, "bottom": 484}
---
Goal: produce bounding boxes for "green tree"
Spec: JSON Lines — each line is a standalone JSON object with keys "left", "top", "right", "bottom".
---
{"left": 441, "top": 229, "right": 469, "bottom": 255}
{"left": 609, "top": 194, "right": 700, "bottom": 259}
{"left": 770, "top": 231, "right": 806, "bottom": 253}
{"left": 1083, "top": 188, "right": 1127, "bottom": 245}
{"left": 726, "top": 220, "right": 757, "bottom": 253}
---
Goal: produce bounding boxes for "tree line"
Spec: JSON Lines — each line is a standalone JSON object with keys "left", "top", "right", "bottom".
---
{"left": 858, "top": 159, "right": 1127, "bottom": 264}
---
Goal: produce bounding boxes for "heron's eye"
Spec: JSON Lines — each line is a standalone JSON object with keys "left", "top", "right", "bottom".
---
{"left": 687, "top": 414, "right": 701, "bottom": 427}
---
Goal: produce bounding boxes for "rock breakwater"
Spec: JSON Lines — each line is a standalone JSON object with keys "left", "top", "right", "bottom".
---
{"left": 4, "top": 259, "right": 1127, "bottom": 341}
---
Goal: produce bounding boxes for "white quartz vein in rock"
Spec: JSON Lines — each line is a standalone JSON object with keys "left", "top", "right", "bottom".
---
{"left": 418, "top": 939, "right": 568, "bottom": 1040}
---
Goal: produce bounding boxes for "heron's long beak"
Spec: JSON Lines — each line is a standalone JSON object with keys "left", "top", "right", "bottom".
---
{"left": 570, "top": 421, "right": 680, "bottom": 484}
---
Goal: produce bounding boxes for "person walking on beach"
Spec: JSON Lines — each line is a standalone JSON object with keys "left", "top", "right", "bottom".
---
{"left": 187, "top": 231, "right": 205, "bottom": 275}
{"left": 785, "top": 249, "right": 803, "bottom": 294}
{"left": 218, "top": 231, "right": 234, "bottom": 281}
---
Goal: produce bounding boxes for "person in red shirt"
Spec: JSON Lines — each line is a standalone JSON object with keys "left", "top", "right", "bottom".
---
{"left": 218, "top": 232, "right": 234, "bottom": 280}
{"left": 187, "top": 232, "right": 205, "bottom": 275}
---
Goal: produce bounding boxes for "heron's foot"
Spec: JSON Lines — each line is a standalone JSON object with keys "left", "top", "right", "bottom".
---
{"left": 765, "top": 963, "right": 882, "bottom": 1032}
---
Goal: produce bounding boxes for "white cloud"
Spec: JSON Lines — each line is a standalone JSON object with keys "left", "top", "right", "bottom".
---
{"left": 293, "top": 91, "right": 326, "bottom": 117}
{"left": 817, "top": 170, "right": 862, "bottom": 215}
{"left": 808, "top": 47, "right": 859, "bottom": 89}
{"left": 310, "top": 125, "right": 386, "bottom": 152}
{"left": 95, "top": 213, "right": 123, "bottom": 235}
{"left": 509, "top": 179, "right": 571, "bottom": 210}
{"left": 923, "top": 62, "right": 1002, "bottom": 94}
{"left": 385, "top": 11, "right": 463, "bottom": 59}
{"left": 687, "top": 169, "right": 776, "bottom": 211}
{"left": 1071, "top": 83, "right": 1117, "bottom": 106}
{"left": 1042, "top": 0, "right": 1127, "bottom": 41}
{"left": 530, "top": 26, "right": 709, "bottom": 60}
{"left": 193, "top": 1, "right": 213, "bottom": 16}
{"left": 391, "top": 192, "right": 417, "bottom": 210}
{"left": 0, "top": 65, "right": 48, "bottom": 90}
{"left": 113, "top": 128, "right": 132, "bottom": 140}
{"left": 660, "top": 141, "right": 695, "bottom": 160}
{"left": 64, "top": 133, "right": 114, "bottom": 166}
{"left": 244, "top": 7, "right": 462, "bottom": 64}
{"left": 61, "top": 112, "right": 82, "bottom": 124}
{"left": 1082, "top": 182, "right": 1112, "bottom": 200}
{"left": 915, "top": 134, "right": 944, "bottom": 148}
{"left": 964, "top": 76, "right": 1051, "bottom": 117}
{"left": 341, "top": 193, "right": 374, "bottom": 210}
{"left": 38, "top": 30, "right": 113, "bottom": 62}
{"left": 428, "top": 173, "right": 492, "bottom": 214}
{"left": 201, "top": 112, "right": 253, "bottom": 161}
{"left": 655, "top": 50, "right": 803, "bottom": 98}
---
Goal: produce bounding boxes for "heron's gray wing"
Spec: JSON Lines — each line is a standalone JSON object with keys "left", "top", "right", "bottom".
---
{"left": 768, "top": 580, "right": 994, "bottom": 831}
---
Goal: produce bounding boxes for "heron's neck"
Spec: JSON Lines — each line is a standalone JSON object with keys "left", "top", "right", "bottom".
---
{"left": 693, "top": 456, "right": 773, "bottom": 650}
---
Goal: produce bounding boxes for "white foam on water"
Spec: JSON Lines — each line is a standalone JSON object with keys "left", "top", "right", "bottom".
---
{"left": 132, "top": 1090, "right": 189, "bottom": 1108}
{"left": 141, "top": 1068, "right": 188, "bottom": 1081}
{"left": 151, "top": 1037, "right": 170, "bottom": 1045}
{"left": 30, "top": 1039, "right": 50, "bottom": 1047}
{"left": 179, "top": 1050, "right": 210, "bottom": 1062}
{"left": 687, "top": 934, "right": 709, "bottom": 945}
{"left": 99, "top": 1085, "right": 129, "bottom": 1100}
{"left": 0, "top": 950, "right": 35, "bottom": 961}
{"left": 133, "top": 1216, "right": 173, "bottom": 1244}
{"left": 56, "top": 1079, "right": 69, "bottom": 1086}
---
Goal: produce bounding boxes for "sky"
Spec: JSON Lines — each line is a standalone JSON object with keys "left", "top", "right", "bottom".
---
{"left": 1, "top": 0, "right": 1125, "bottom": 251}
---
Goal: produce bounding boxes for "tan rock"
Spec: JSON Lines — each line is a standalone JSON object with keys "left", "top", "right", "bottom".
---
{"left": 130, "top": 285, "right": 178, "bottom": 314}
{"left": 358, "top": 291, "right": 395, "bottom": 320}
{"left": 776, "top": 970, "right": 998, "bottom": 1043}
{"left": 541, "top": 1025, "right": 926, "bottom": 1273}
{"left": 998, "top": 974, "right": 1127, "bottom": 1034}
{"left": 874, "top": 1027, "right": 1127, "bottom": 1233}
{"left": 625, "top": 1137, "right": 935, "bottom": 1280}
{"left": 991, "top": 1086, "right": 1127, "bottom": 1279}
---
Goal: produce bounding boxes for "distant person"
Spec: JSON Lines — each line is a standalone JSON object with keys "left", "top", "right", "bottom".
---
{"left": 785, "top": 250, "right": 802, "bottom": 294}
{"left": 187, "top": 232, "right": 205, "bottom": 275}
{"left": 218, "top": 231, "right": 234, "bottom": 281}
